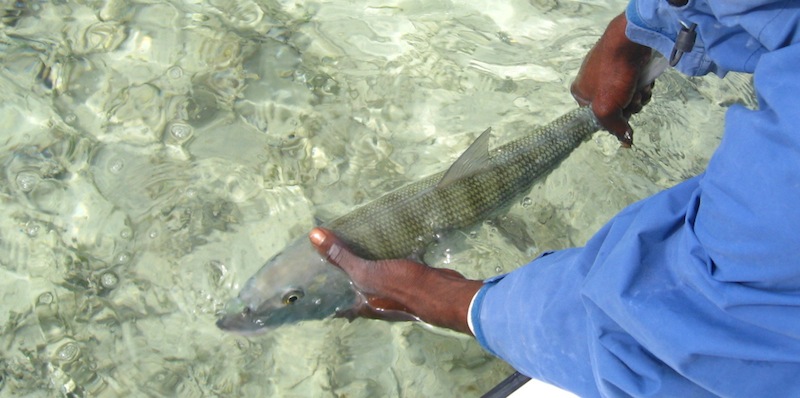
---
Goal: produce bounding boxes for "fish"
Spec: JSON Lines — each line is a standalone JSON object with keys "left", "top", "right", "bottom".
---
{"left": 216, "top": 107, "right": 601, "bottom": 333}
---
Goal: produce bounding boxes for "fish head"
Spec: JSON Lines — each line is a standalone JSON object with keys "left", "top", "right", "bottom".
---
{"left": 216, "top": 236, "right": 356, "bottom": 334}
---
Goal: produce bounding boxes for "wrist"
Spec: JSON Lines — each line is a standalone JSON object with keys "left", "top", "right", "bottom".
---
{"left": 405, "top": 269, "right": 483, "bottom": 334}
{"left": 606, "top": 13, "right": 651, "bottom": 65}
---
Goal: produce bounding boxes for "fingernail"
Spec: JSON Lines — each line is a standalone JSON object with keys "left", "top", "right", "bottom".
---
{"left": 620, "top": 130, "right": 633, "bottom": 147}
{"left": 623, "top": 130, "right": 632, "bottom": 142}
{"left": 309, "top": 228, "right": 326, "bottom": 246}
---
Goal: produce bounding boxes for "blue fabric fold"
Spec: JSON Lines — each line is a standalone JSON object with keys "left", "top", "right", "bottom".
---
{"left": 470, "top": 2, "right": 800, "bottom": 396}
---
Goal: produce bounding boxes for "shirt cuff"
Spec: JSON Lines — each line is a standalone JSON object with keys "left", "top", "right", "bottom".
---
{"left": 625, "top": 0, "right": 717, "bottom": 76}
{"left": 467, "top": 288, "right": 480, "bottom": 336}
{"left": 469, "top": 274, "right": 506, "bottom": 355}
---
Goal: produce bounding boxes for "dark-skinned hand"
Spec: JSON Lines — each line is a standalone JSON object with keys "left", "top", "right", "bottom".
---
{"left": 571, "top": 12, "right": 653, "bottom": 147}
{"left": 309, "top": 227, "right": 482, "bottom": 335}
{"left": 304, "top": 15, "right": 653, "bottom": 333}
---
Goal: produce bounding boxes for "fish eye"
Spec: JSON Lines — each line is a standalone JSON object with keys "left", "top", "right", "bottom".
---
{"left": 282, "top": 289, "right": 304, "bottom": 305}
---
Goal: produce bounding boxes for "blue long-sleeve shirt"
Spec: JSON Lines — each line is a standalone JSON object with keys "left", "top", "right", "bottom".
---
{"left": 470, "top": 1, "right": 800, "bottom": 396}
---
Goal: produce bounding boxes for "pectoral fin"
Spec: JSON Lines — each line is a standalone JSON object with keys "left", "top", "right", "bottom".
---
{"left": 335, "top": 292, "right": 420, "bottom": 322}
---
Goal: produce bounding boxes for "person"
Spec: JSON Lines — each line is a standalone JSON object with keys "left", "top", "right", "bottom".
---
{"left": 309, "top": 1, "right": 800, "bottom": 396}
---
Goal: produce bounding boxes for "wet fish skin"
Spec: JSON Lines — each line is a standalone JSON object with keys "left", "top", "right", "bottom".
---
{"left": 328, "top": 107, "right": 601, "bottom": 260}
{"left": 216, "top": 236, "right": 357, "bottom": 334}
{"left": 217, "top": 107, "right": 600, "bottom": 333}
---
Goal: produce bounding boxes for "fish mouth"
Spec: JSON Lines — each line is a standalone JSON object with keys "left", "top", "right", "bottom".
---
{"left": 215, "top": 298, "right": 271, "bottom": 335}
{"left": 215, "top": 296, "right": 325, "bottom": 334}
{"left": 216, "top": 308, "right": 273, "bottom": 335}
{"left": 215, "top": 295, "right": 357, "bottom": 334}
{"left": 216, "top": 314, "right": 267, "bottom": 335}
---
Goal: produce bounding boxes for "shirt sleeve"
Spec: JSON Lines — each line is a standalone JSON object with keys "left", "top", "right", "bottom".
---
{"left": 471, "top": 2, "right": 800, "bottom": 396}
{"left": 473, "top": 179, "right": 738, "bottom": 397}
{"left": 624, "top": 0, "right": 800, "bottom": 76}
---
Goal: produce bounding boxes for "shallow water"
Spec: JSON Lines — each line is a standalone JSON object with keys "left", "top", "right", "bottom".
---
{"left": 0, "top": 0, "right": 754, "bottom": 396}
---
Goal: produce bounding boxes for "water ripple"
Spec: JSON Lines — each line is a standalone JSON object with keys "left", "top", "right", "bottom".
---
{"left": 0, "top": 0, "right": 757, "bottom": 395}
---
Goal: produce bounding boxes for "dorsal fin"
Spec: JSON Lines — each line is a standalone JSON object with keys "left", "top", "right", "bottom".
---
{"left": 437, "top": 127, "right": 493, "bottom": 188}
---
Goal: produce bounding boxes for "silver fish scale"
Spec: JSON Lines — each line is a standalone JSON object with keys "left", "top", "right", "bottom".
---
{"left": 325, "top": 107, "right": 600, "bottom": 260}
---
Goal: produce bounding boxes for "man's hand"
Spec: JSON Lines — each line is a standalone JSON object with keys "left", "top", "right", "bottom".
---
{"left": 309, "top": 227, "right": 482, "bottom": 334}
{"left": 571, "top": 13, "right": 653, "bottom": 147}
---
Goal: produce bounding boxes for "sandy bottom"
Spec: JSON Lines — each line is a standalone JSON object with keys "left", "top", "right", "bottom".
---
{"left": 0, "top": 0, "right": 753, "bottom": 396}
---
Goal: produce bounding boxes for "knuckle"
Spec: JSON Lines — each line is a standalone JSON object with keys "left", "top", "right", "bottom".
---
{"left": 591, "top": 100, "right": 618, "bottom": 120}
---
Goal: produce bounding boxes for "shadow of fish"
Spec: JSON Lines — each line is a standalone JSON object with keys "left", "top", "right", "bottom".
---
{"left": 217, "top": 107, "right": 600, "bottom": 334}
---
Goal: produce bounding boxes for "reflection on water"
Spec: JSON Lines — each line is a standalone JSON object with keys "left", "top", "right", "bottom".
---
{"left": 0, "top": 0, "right": 753, "bottom": 396}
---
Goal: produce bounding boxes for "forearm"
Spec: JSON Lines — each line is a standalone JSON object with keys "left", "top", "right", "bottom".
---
{"left": 383, "top": 269, "right": 482, "bottom": 335}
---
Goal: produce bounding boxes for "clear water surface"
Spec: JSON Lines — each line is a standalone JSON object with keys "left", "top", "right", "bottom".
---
{"left": 0, "top": 0, "right": 754, "bottom": 396}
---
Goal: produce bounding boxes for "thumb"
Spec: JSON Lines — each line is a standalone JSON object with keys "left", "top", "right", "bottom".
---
{"left": 592, "top": 102, "right": 634, "bottom": 147}
{"left": 308, "top": 227, "right": 369, "bottom": 274}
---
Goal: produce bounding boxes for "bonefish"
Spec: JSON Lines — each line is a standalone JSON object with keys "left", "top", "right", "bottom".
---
{"left": 216, "top": 107, "right": 601, "bottom": 334}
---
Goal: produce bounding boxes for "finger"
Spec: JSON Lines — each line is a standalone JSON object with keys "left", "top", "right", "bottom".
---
{"left": 309, "top": 227, "right": 336, "bottom": 257}
{"left": 641, "top": 82, "right": 654, "bottom": 105}
{"left": 625, "top": 92, "right": 643, "bottom": 117}
{"left": 435, "top": 267, "right": 466, "bottom": 279}
{"left": 603, "top": 116, "right": 634, "bottom": 147}
{"left": 308, "top": 227, "right": 367, "bottom": 273}
{"left": 624, "top": 104, "right": 643, "bottom": 119}
{"left": 363, "top": 296, "right": 418, "bottom": 321}
{"left": 592, "top": 102, "right": 634, "bottom": 147}
{"left": 570, "top": 81, "right": 592, "bottom": 107}
{"left": 620, "top": 128, "right": 633, "bottom": 148}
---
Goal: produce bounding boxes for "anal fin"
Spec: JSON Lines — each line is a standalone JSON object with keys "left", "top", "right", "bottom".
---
{"left": 335, "top": 292, "right": 420, "bottom": 322}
